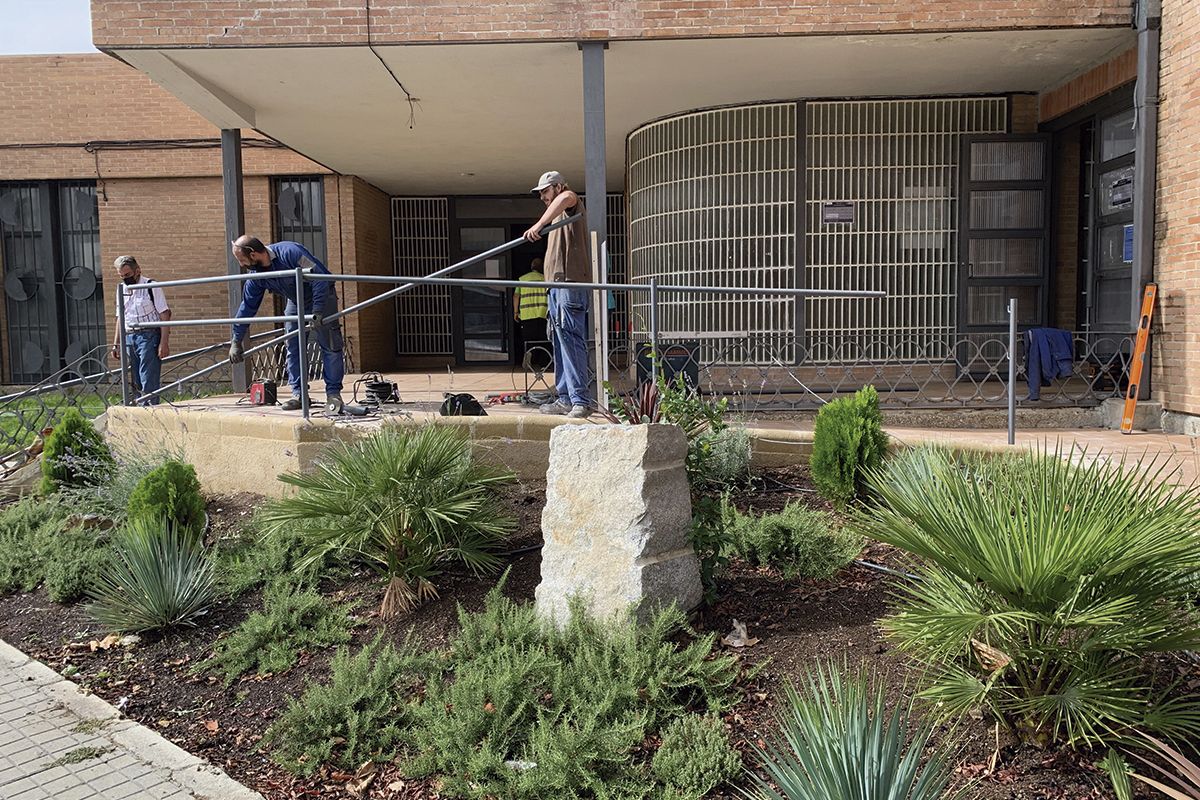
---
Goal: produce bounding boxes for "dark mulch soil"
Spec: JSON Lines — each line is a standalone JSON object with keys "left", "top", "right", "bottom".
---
{"left": 0, "top": 468, "right": 1175, "bottom": 799}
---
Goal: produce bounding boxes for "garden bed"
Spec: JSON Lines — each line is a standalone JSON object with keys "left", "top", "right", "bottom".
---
{"left": 0, "top": 465, "right": 1159, "bottom": 800}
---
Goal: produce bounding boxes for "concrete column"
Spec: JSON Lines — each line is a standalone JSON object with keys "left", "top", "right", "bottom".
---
{"left": 1132, "top": 0, "right": 1160, "bottom": 400}
{"left": 581, "top": 42, "right": 608, "bottom": 397}
{"left": 221, "top": 129, "right": 248, "bottom": 392}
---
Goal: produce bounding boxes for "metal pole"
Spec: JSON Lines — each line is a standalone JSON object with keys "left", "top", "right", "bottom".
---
{"left": 294, "top": 267, "right": 310, "bottom": 420}
{"left": 600, "top": 239, "right": 610, "bottom": 387}
{"left": 1008, "top": 297, "right": 1017, "bottom": 446}
{"left": 649, "top": 277, "right": 659, "bottom": 386}
{"left": 221, "top": 129, "right": 248, "bottom": 394}
{"left": 116, "top": 285, "right": 130, "bottom": 406}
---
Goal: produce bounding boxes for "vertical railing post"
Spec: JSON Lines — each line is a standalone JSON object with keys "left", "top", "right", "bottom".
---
{"left": 648, "top": 278, "right": 659, "bottom": 387}
{"left": 294, "top": 267, "right": 310, "bottom": 420}
{"left": 1008, "top": 297, "right": 1017, "bottom": 446}
{"left": 116, "top": 285, "right": 130, "bottom": 406}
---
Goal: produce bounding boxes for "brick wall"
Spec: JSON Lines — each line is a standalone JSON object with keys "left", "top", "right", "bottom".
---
{"left": 1039, "top": 46, "right": 1137, "bottom": 122}
{"left": 1152, "top": 0, "right": 1200, "bottom": 414}
{"left": 92, "top": 0, "right": 1133, "bottom": 48}
{"left": 347, "top": 178, "right": 398, "bottom": 371}
{"left": 1052, "top": 131, "right": 1081, "bottom": 330}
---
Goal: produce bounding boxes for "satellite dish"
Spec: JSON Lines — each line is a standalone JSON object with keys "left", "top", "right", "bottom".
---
{"left": 64, "top": 340, "right": 85, "bottom": 365}
{"left": 4, "top": 271, "right": 35, "bottom": 301}
{"left": 276, "top": 187, "right": 303, "bottom": 223}
{"left": 0, "top": 191, "right": 25, "bottom": 226}
{"left": 62, "top": 266, "right": 98, "bottom": 300}
{"left": 70, "top": 189, "right": 99, "bottom": 226}
{"left": 22, "top": 341, "right": 44, "bottom": 374}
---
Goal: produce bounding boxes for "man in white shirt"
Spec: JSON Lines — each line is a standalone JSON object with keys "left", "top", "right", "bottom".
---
{"left": 108, "top": 255, "right": 171, "bottom": 405}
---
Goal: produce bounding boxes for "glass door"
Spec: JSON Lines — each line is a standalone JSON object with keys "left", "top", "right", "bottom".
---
{"left": 454, "top": 226, "right": 511, "bottom": 364}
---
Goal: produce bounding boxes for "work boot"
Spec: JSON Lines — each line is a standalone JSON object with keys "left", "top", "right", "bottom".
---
{"left": 566, "top": 405, "right": 592, "bottom": 419}
{"left": 280, "top": 397, "right": 302, "bottom": 411}
{"left": 539, "top": 400, "right": 570, "bottom": 415}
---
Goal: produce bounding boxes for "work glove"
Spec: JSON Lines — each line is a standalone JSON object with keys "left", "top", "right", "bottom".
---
{"left": 229, "top": 338, "right": 245, "bottom": 364}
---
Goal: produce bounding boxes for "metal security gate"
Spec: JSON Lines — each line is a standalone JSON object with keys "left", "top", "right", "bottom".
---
{"left": 805, "top": 99, "right": 1008, "bottom": 362}
{"left": 272, "top": 176, "right": 328, "bottom": 263}
{"left": 0, "top": 181, "right": 105, "bottom": 383}
{"left": 393, "top": 197, "right": 452, "bottom": 356}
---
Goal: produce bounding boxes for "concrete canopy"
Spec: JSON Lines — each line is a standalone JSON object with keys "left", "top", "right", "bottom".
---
{"left": 113, "top": 27, "right": 1134, "bottom": 195}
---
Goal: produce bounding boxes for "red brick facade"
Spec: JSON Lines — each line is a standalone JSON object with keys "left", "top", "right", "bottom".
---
{"left": 91, "top": 0, "right": 1133, "bottom": 47}
{"left": 0, "top": 54, "right": 395, "bottom": 378}
{"left": 1152, "top": 0, "right": 1200, "bottom": 415}
{"left": 1039, "top": 46, "right": 1137, "bottom": 122}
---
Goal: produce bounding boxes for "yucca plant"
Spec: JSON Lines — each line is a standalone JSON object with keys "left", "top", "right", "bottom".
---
{"left": 742, "top": 664, "right": 960, "bottom": 800}
{"left": 260, "top": 425, "right": 515, "bottom": 618}
{"left": 858, "top": 446, "right": 1200, "bottom": 747}
{"left": 87, "top": 517, "right": 217, "bottom": 632}
{"left": 1130, "top": 733, "right": 1200, "bottom": 800}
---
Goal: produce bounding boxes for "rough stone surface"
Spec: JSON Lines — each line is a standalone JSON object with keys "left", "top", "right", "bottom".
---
{"left": 536, "top": 423, "right": 701, "bottom": 624}
{"left": 1100, "top": 398, "right": 1162, "bottom": 431}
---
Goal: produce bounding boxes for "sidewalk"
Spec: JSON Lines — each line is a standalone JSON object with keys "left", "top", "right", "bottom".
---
{"left": 0, "top": 640, "right": 261, "bottom": 800}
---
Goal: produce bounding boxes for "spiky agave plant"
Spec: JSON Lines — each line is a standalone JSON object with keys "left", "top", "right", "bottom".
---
{"left": 857, "top": 445, "right": 1200, "bottom": 747}
{"left": 742, "top": 663, "right": 960, "bottom": 800}
{"left": 87, "top": 516, "right": 217, "bottom": 632}
{"left": 261, "top": 425, "right": 515, "bottom": 618}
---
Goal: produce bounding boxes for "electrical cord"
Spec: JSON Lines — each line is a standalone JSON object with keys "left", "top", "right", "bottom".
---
{"left": 365, "top": 0, "right": 420, "bottom": 129}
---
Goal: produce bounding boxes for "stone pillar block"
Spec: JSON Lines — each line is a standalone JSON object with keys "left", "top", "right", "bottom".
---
{"left": 535, "top": 423, "right": 701, "bottom": 623}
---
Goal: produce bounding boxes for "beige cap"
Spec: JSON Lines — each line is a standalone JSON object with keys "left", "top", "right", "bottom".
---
{"left": 531, "top": 170, "right": 566, "bottom": 193}
{"left": 113, "top": 255, "right": 138, "bottom": 269}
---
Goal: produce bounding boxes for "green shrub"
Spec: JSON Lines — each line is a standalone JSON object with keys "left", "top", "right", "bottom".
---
{"left": 59, "top": 447, "right": 181, "bottom": 525}
{"left": 702, "top": 427, "right": 752, "bottom": 488}
{"left": 261, "top": 425, "right": 514, "bottom": 618}
{"left": 126, "top": 460, "right": 205, "bottom": 536}
{"left": 43, "top": 526, "right": 112, "bottom": 603}
{"left": 744, "top": 664, "right": 959, "bottom": 800}
{"left": 402, "top": 583, "right": 740, "bottom": 799}
{"left": 0, "top": 497, "right": 66, "bottom": 594}
{"left": 652, "top": 714, "right": 741, "bottom": 797}
{"left": 809, "top": 385, "right": 888, "bottom": 507}
{"left": 858, "top": 446, "right": 1200, "bottom": 747}
{"left": 40, "top": 408, "right": 112, "bottom": 495}
{"left": 87, "top": 517, "right": 217, "bottom": 632}
{"left": 201, "top": 582, "right": 357, "bottom": 685}
{"left": 264, "top": 635, "right": 438, "bottom": 777}
{"left": 690, "top": 496, "right": 731, "bottom": 605}
{"left": 725, "top": 501, "right": 861, "bottom": 580}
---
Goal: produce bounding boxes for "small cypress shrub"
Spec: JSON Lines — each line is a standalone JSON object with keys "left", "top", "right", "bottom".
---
{"left": 43, "top": 527, "right": 112, "bottom": 604}
{"left": 809, "top": 385, "right": 889, "bottom": 507}
{"left": 725, "top": 501, "right": 862, "bottom": 580}
{"left": 126, "top": 460, "right": 206, "bottom": 536}
{"left": 0, "top": 496, "right": 67, "bottom": 595}
{"left": 651, "top": 714, "right": 741, "bottom": 797}
{"left": 40, "top": 408, "right": 112, "bottom": 495}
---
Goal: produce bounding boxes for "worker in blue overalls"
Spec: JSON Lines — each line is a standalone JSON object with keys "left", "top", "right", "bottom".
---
{"left": 227, "top": 235, "right": 344, "bottom": 411}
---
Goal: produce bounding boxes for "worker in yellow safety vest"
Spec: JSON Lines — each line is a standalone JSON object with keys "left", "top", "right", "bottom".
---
{"left": 514, "top": 257, "right": 551, "bottom": 371}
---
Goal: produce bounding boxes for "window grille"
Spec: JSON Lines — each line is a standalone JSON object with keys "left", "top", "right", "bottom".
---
{"left": 804, "top": 98, "right": 1007, "bottom": 361}
{"left": 392, "top": 197, "right": 452, "bottom": 356}
{"left": 272, "top": 176, "right": 327, "bottom": 263}
{"left": 627, "top": 103, "right": 798, "bottom": 362}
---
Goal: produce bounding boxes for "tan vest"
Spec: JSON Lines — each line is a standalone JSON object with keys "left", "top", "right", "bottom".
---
{"left": 544, "top": 200, "right": 590, "bottom": 283}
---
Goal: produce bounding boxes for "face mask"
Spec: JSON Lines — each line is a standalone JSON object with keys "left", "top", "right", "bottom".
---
{"left": 122, "top": 275, "right": 138, "bottom": 285}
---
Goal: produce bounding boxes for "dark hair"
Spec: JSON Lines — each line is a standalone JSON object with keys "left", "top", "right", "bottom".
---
{"left": 233, "top": 235, "right": 268, "bottom": 254}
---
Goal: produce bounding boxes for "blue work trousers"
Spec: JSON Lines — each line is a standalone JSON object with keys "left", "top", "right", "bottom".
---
{"left": 283, "top": 292, "right": 345, "bottom": 397}
{"left": 125, "top": 329, "right": 162, "bottom": 406}
{"left": 548, "top": 286, "right": 591, "bottom": 407}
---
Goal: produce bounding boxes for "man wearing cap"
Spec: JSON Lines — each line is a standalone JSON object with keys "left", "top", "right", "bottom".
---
{"left": 523, "top": 171, "right": 591, "bottom": 417}
{"left": 109, "top": 255, "right": 170, "bottom": 406}
{"left": 226, "top": 235, "right": 344, "bottom": 411}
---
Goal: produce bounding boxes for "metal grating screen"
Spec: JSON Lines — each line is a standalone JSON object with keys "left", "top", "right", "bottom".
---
{"left": 805, "top": 99, "right": 1007, "bottom": 361}
{"left": 604, "top": 193, "right": 628, "bottom": 352}
{"left": 272, "top": 176, "right": 328, "bottom": 263}
{"left": 627, "top": 103, "right": 798, "bottom": 360}
{"left": 393, "top": 197, "right": 452, "bottom": 356}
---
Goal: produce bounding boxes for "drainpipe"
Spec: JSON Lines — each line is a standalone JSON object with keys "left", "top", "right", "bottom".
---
{"left": 1131, "top": 0, "right": 1160, "bottom": 399}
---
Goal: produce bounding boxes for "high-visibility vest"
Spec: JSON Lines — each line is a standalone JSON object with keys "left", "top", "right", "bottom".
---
{"left": 516, "top": 271, "right": 548, "bottom": 321}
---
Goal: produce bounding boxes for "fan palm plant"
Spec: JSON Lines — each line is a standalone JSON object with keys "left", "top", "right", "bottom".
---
{"left": 857, "top": 446, "right": 1200, "bottom": 747}
{"left": 742, "top": 663, "right": 961, "bottom": 800}
{"left": 261, "top": 425, "right": 515, "bottom": 618}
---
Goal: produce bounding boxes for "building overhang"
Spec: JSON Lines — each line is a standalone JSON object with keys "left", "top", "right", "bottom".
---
{"left": 108, "top": 28, "right": 1135, "bottom": 195}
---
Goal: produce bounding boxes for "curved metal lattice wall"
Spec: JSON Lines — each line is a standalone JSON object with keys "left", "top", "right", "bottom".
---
{"left": 627, "top": 103, "right": 798, "bottom": 361}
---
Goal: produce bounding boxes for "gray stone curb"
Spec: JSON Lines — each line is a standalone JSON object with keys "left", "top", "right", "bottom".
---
{"left": 0, "top": 638, "right": 263, "bottom": 800}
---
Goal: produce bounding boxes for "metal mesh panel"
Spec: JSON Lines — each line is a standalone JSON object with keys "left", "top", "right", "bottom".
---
{"left": 627, "top": 103, "right": 798, "bottom": 361}
{"left": 605, "top": 193, "right": 629, "bottom": 353}
{"left": 804, "top": 99, "right": 1007, "bottom": 361}
{"left": 272, "top": 176, "right": 327, "bottom": 263}
{"left": 393, "top": 197, "right": 452, "bottom": 356}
